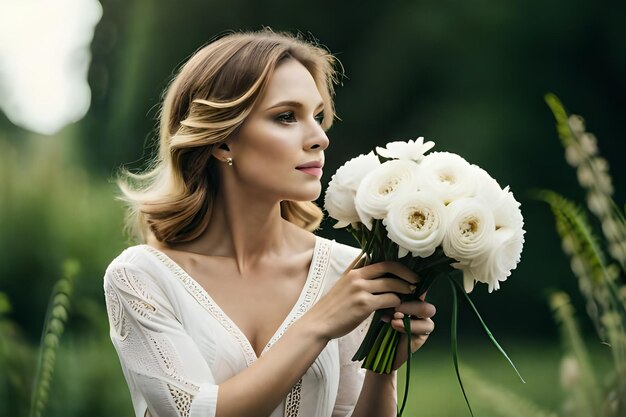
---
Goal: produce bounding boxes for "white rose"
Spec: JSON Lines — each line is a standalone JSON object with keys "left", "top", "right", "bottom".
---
{"left": 376, "top": 137, "right": 435, "bottom": 162}
{"left": 467, "top": 226, "right": 525, "bottom": 292}
{"left": 493, "top": 187, "right": 524, "bottom": 230}
{"left": 459, "top": 168, "right": 525, "bottom": 292}
{"left": 355, "top": 159, "right": 419, "bottom": 229}
{"left": 443, "top": 198, "right": 495, "bottom": 266}
{"left": 474, "top": 166, "right": 524, "bottom": 230}
{"left": 473, "top": 166, "right": 503, "bottom": 206}
{"left": 383, "top": 192, "right": 447, "bottom": 258}
{"left": 324, "top": 151, "right": 381, "bottom": 228}
{"left": 458, "top": 266, "right": 478, "bottom": 293}
{"left": 417, "top": 152, "right": 478, "bottom": 204}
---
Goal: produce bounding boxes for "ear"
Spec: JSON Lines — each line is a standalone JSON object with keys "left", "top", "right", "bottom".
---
{"left": 211, "top": 142, "right": 231, "bottom": 161}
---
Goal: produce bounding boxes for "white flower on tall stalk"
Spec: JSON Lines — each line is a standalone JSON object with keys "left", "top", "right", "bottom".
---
{"left": 417, "top": 152, "right": 478, "bottom": 204}
{"left": 560, "top": 355, "right": 581, "bottom": 389}
{"left": 565, "top": 145, "right": 584, "bottom": 167}
{"left": 579, "top": 133, "right": 598, "bottom": 156}
{"left": 355, "top": 159, "right": 419, "bottom": 229}
{"left": 576, "top": 165, "right": 595, "bottom": 188}
{"left": 324, "top": 151, "right": 381, "bottom": 228}
{"left": 567, "top": 114, "right": 585, "bottom": 134}
{"left": 376, "top": 137, "right": 435, "bottom": 162}
{"left": 443, "top": 198, "right": 495, "bottom": 290}
{"left": 587, "top": 191, "right": 611, "bottom": 217}
{"left": 383, "top": 192, "right": 447, "bottom": 258}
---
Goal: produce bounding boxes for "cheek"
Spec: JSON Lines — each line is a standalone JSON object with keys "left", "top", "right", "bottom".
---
{"left": 239, "top": 126, "right": 297, "bottom": 165}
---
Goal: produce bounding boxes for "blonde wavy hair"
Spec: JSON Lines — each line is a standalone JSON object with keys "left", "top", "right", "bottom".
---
{"left": 118, "top": 29, "right": 341, "bottom": 244}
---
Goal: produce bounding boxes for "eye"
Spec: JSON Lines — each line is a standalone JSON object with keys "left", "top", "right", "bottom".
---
{"left": 314, "top": 111, "right": 325, "bottom": 125}
{"left": 275, "top": 111, "right": 296, "bottom": 123}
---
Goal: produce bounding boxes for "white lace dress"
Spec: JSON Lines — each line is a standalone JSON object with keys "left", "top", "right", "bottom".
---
{"left": 103, "top": 236, "right": 374, "bottom": 417}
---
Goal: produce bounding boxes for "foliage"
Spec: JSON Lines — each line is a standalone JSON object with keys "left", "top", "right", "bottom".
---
{"left": 0, "top": 135, "right": 126, "bottom": 338}
{"left": 0, "top": 292, "right": 35, "bottom": 417}
{"left": 460, "top": 365, "right": 557, "bottom": 417}
{"left": 0, "top": 133, "right": 128, "bottom": 416}
{"left": 464, "top": 95, "right": 626, "bottom": 416}
{"left": 30, "top": 260, "right": 79, "bottom": 417}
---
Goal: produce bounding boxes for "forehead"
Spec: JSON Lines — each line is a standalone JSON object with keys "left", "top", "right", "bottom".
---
{"left": 256, "top": 59, "right": 324, "bottom": 107}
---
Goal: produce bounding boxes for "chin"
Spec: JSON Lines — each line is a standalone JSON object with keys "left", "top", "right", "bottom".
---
{"left": 287, "top": 185, "right": 322, "bottom": 202}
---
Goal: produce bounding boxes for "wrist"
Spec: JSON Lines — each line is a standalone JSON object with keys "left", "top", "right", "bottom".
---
{"left": 365, "top": 369, "right": 397, "bottom": 380}
{"left": 292, "top": 312, "right": 332, "bottom": 346}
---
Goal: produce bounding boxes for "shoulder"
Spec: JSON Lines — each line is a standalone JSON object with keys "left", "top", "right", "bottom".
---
{"left": 103, "top": 245, "right": 169, "bottom": 290}
{"left": 105, "top": 245, "right": 155, "bottom": 274}
{"left": 316, "top": 236, "right": 362, "bottom": 279}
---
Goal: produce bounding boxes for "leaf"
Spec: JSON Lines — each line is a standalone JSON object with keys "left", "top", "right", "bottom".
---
{"left": 450, "top": 278, "right": 474, "bottom": 417}
{"left": 450, "top": 278, "right": 525, "bottom": 383}
{"left": 536, "top": 189, "right": 626, "bottom": 362}
{"left": 30, "top": 259, "right": 80, "bottom": 417}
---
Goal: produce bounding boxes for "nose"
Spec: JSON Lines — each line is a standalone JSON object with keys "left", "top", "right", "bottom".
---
{"left": 305, "top": 122, "right": 330, "bottom": 151}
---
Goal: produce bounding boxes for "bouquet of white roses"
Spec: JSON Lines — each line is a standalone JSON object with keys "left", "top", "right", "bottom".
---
{"left": 324, "top": 138, "right": 525, "bottom": 416}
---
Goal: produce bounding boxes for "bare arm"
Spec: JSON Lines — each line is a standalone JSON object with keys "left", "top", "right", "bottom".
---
{"left": 216, "top": 261, "right": 419, "bottom": 417}
{"left": 350, "top": 300, "right": 436, "bottom": 417}
{"left": 105, "top": 257, "right": 419, "bottom": 417}
{"left": 351, "top": 371, "right": 398, "bottom": 417}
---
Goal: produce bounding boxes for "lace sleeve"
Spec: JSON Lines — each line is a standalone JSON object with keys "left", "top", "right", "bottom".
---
{"left": 104, "top": 262, "right": 219, "bottom": 417}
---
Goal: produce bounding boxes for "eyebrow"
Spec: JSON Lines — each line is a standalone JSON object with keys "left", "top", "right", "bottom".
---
{"left": 265, "top": 100, "right": 325, "bottom": 112}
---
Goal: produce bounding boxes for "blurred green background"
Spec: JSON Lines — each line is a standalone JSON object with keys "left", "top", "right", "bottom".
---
{"left": 1, "top": 0, "right": 625, "bottom": 415}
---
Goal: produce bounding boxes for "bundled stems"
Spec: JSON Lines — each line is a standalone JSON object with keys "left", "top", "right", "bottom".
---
{"left": 348, "top": 220, "right": 523, "bottom": 416}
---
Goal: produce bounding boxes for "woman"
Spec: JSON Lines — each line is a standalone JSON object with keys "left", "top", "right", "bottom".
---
{"left": 103, "top": 29, "right": 436, "bottom": 417}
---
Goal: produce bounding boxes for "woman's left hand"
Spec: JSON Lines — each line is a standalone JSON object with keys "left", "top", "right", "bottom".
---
{"left": 388, "top": 299, "right": 436, "bottom": 371}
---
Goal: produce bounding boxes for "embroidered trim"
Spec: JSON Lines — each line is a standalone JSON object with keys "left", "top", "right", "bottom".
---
{"left": 104, "top": 281, "right": 127, "bottom": 340}
{"left": 140, "top": 238, "right": 331, "bottom": 368}
{"left": 167, "top": 383, "right": 193, "bottom": 417}
{"left": 263, "top": 239, "right": 331, "bottom": 353}
{"left": 284, "top": 379, "right": 302, "bottom": 417}
{"left": 140, "top": 245, "right": 258, "bottom": 365}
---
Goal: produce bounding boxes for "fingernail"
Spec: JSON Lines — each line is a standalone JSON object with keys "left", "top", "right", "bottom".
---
{"left": 394, "top": 312, "right": 404, "bottom": 319}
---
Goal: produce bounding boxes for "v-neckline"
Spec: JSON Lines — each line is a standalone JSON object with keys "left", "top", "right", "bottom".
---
{"left": 140, "top": 236, "right": 331, "bottom": 366}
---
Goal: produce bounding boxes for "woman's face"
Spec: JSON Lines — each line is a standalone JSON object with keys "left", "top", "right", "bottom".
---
{"left": 224, "top": 58, "right": 330, "bottom": 203}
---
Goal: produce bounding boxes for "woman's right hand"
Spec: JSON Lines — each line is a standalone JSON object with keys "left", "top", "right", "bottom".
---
{"left": 305, "top": 260, "right": 419, "bottom": 341}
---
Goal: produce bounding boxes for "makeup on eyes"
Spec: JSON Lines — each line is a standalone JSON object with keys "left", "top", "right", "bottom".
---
{"left": 273, "top": 110, "right": 325, "bottom": 124}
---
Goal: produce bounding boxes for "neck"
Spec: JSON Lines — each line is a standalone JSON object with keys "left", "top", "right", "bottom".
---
{"left": 174, "top": 185, "right": 292, "bottom": 273}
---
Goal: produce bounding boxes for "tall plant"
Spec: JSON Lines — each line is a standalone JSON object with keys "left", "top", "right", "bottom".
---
{"left": 537, "top": 94, "right": 626, "bottom": 415}
{"left": 462, "top": 95, "right": 626, "bottom": 416}
{"left": 29, "top": 260, "right": 80, "bottom": 417}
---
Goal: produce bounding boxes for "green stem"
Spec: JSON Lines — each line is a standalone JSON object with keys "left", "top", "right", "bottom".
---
{"left": 449, "top": 278, "right": 474, "bottom": 417}
{"left": 372, "top": 324, "right": 394, "bottom": 371}
{"left": 450, "top": 278, "right": 525, "bottom": 383}
{"left": 365, "top": 323, "right": 389, "bottom": 369}
{"left": 397, "top": 316, "right": 412, "bottom": 417}
{"left": 353, "top": 310, "right": 386, "bottom": 361}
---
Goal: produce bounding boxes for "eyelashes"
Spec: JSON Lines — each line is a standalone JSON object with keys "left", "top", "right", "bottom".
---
{"left": 275, "top": 111, "right": 324, "bottom": 125}
{"left": 275, "top": 111, "right": 296, "bottom": 123}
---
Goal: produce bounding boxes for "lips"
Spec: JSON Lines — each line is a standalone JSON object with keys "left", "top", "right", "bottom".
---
{"left": 296, "top": 160, "right": 324, "bottom": 178}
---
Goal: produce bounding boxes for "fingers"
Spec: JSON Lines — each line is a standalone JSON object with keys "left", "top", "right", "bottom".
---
{"left": 364, "top": 277, "right": 417, "bottom": 295}
{"left": 395, "top": 300, "right": 436, "bottom": 319}
{"left": 359, "top": 261, "right": 419, "bottom": 284}
{"left": 390, "top": 300, "right": 436, "bottom": 336}
{"left": 390, "top": 313, "right": 435, "bottom": 336}
{"left": 371, "top": 292, "right": 402, "bottom": 310}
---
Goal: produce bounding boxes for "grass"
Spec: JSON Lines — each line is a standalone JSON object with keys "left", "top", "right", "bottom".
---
{"left": 398, "top": 338, "right": 612, "bottom": 417}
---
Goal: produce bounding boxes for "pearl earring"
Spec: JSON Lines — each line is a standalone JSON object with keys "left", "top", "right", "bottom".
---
{"left": 225, "top": 157, "right": 233, "bottom": 166}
